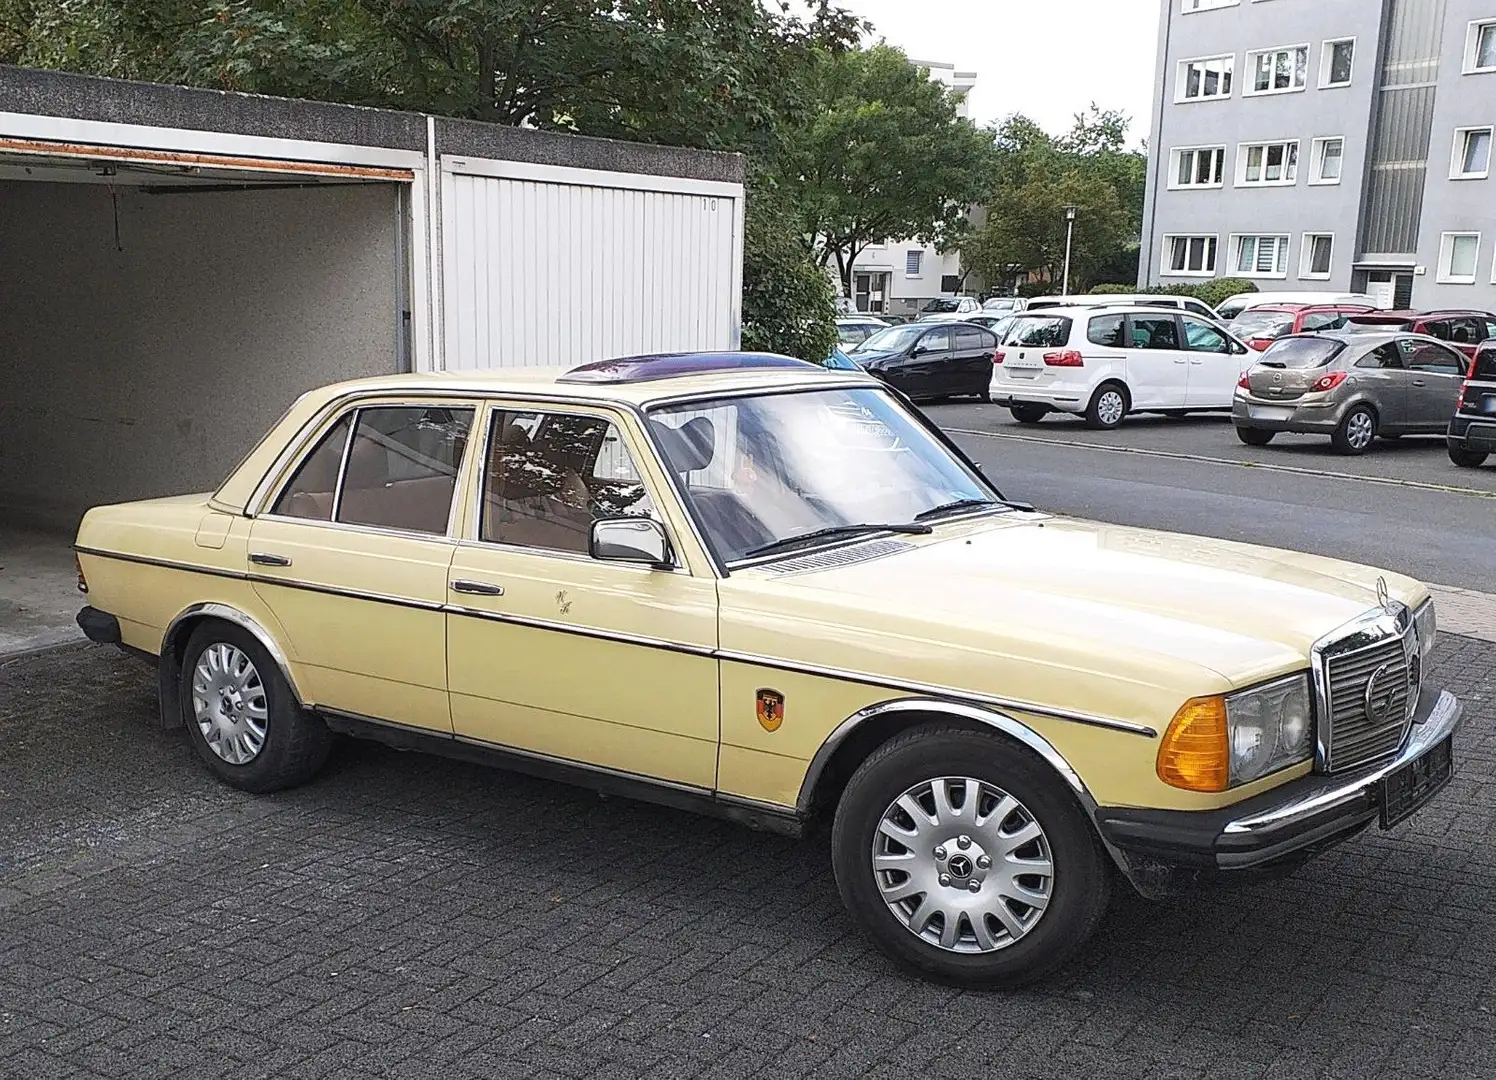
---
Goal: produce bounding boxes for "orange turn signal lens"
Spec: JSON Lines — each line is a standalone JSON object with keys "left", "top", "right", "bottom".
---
{"left": 1157, "top": 695, "right": 1229, "bottom": 792}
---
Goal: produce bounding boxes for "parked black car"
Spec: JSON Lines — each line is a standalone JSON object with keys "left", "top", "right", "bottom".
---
{"left": 1448, "top": 339, "right": 1496, "bottom": 467}
{"left": 848, "top": 322, "right": 999, "bottom": 403}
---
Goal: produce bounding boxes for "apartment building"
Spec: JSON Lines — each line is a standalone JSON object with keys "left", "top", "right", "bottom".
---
{"left": 1139, "top": 0, "right": 1496, "bottom": 310}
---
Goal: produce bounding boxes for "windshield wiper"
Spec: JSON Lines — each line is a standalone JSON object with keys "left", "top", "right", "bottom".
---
{"left": 914, "top": 498, "right": 1002, "bottom": 522}
{"left": 743, "top": 522, "right": 932, "bottom": 559}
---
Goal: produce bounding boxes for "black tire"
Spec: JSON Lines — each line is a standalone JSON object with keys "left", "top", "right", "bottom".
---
{"left": 1331, "top": 405, "right": 1377, "bottom": 455}
{"left": 1083, "top": 382, "right": 1129, "bottom": 430}
{"left": 1009, "top": 403, "right": 1049, "bottom": 425}
{"left": 1235, "top": 425, "right": 1275, "bottom": 446}
{"left": 178, "top": 621, "right": 331, "bottom": 793}
{"left": 1449, "top": 444, "right": 1489, "bottom": 467}
{"left": 831, "top": 725, "right": 1111, "bottom": 988}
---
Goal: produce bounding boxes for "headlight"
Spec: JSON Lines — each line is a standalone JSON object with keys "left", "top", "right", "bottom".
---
{"left": 1413, "top": 599, "right": 1437, "bottom": 664}
{"left": 1158, "top": 673, "right": 1314, "bottom": 792}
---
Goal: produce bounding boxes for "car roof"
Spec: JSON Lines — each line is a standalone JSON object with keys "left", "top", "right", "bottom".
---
{"left": 1286, "top": 329, "right": 1454, "bottom": 347}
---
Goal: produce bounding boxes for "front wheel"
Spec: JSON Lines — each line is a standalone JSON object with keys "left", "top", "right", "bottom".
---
{"left": 1235, "top": 426, "right": 1275, "bottom": 446}
{"left": 1083, "top": 383, "right": 1129, "bottom": 430}
{"left": 1331, "top": 405, "right": 1377, "bottom": 455}
{"left": 831, "top": 725, "right": 1111, "bottom": 987}
{"left": 1449, "top": 444, "right": 1489, "bottom": 468}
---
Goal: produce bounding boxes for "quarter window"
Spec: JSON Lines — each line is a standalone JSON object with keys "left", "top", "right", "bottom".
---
{"left": 271, "top": 416, "right": 352, "bottom": 521}
{"left": 1164, "top": 235, "right": 1218, "bottom": 276}
{"left": 1177, "top": 55, "right": 1234, "bottom": 101}
{"left": 1087, "top": 314, "right": 1126, "bottom": 347}
{"left": 482, "top": 410, "right": 657, "bottom": 555}
{"left": 1173, "top": 146, "right": 1226, "bottom": 188}
{"left": 1239, "top": 141, "right": 1299, "bottom": 186}
{"left": 1247, "top": 45, "right": 1309, "bottom": 94}
{"left": 1358, "top": 344, "right": 1403, "bottom": 370}
{"left": 1452, "top": 127, "right": 1492, "bottom": 179}
{"left": 1234, "top": 235, "right": 1290, "bottom": 278}
{"left": 1311, "top": 137, "right": 1344, "bottom": 184}
{"left": 1439, "top": 232, "right": 1481, "bottom": 284}
{"left": 336, "top": 406, "right": 474, "bottom": 535}
{"left": 1322, "top": 39, "right": 1355, "bottom": 87}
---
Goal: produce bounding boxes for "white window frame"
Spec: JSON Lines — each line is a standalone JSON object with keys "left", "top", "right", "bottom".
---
{"left": 905, "top": 250, "right": 924, "bottom": 278}
{"left": 1301, "top": 233, "right": 1334, "bottom": 280}
{"left": 1162, "top": 235, "right": 1219, "bottom": 277}
{"left": 1181, "top": 0, "right": 1238, "bottom": 10}
{"left": 1320, "top": 38, "right": 1356, "bottom": 88}
{"left": 1175, "top": 54, "right": 1235, "bottom": 102}
{"left": 1308, "top": 136, "right": 1345, "bottom": 186}
{"left": 1168, "top": 145, "right": 1227, "bottom": 189}
{"left": 1244, "top": 44, "right": 1310, "bottom": 96}
{"left": 1231, "top": 234, "right": 1291, "bottom": 279}
{"left": 1438, "top": 232, "right": 1481, "bottom": 285}
{"left": 1236, "top": 140, "right": 1301, "bottom": 187}
{"left": 1451, "top": 126, "right": 1493, "bottom": 180}
{"left": 1463, "top": 19, "right": 1496, "bottom": 74}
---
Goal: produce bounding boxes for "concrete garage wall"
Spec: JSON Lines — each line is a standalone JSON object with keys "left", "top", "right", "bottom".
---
{"left": 0, "top": 180, "right": 401, "bottom": 529}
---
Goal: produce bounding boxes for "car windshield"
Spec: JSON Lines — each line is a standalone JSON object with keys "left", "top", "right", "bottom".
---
{"left": 1228, "top": 311, "right": 1296, "bottom": 338}
{"left": 1258, "top": 336, "right": 1346, "bottom": 368}
{"left": 647, "top": 388, "right": 1000, "bottom": 564}
{"left": 854, "top": 324, "right": 925, "bottom": 352}
{"left": 1001, "top": 315, "right": 1073, "bottom": 348}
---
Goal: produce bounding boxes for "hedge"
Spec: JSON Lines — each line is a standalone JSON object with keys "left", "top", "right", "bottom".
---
{"left": 1089, "top": 278, "right": 1258, "bottom": 309}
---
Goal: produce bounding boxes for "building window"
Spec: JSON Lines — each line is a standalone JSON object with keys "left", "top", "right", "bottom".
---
{"left": 1310, "top": 137, "right": 1344, "bottom": 184}
{"left": 1452, "top": 127, "right": 1493, "bottom": 179}
{"left": 1439, "top": 232, "right": 1481, "bottom": 284}
{"left": 1246, "top": 45, "right": 1309, "bottom": 95}
{"left": 1177, "top": 55, "right": 1234, "bottom": 101}
{"left": 1182, "top": 0, "right": 1237, "bottom": 10}
{"left": 905, "top": 250, "right": 923, "bottom": 277}
{"left": 1302, "top": 234, "right": 1334, "bottom": 279}
{"left": 1238, "top": 140, "right": 1300, "bottom": 186}
{"left": 1171, "top": 146, "right": 1226, "bottom": 188}
{"left": 1321, "top": 39, "right": 1355, "bottom": 87}
{"left": 1163, "top": 235, "right": 1219, "bottom": 276}
{"left": 1233, "top": 234, "right": 1290, "bottom": 278}
{"left": 1464, "top": 20, "right": 1496, "bottom": 73}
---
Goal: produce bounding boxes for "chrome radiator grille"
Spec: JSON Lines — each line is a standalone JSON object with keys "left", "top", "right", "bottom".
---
{"left": 1318, "top": 621, "right": 1419, "bottom": 773}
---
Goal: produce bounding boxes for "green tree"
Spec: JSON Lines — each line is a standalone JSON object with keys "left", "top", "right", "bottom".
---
{"left": 778, "top": 44, "right": 994, "bottom": 295}
{"left": 740, "top": 171, "right": 837, "bottom": 363}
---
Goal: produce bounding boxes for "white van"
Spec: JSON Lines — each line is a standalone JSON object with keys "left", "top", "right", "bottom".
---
{"left": 1026, "top": 293, "right": 1221, "bottom": 322}
{"left": 1214, "top": 291, "right": 1379, "bottom": 321}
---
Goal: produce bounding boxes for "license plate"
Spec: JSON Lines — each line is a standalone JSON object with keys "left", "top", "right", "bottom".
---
{"left": 1008, "top": 370, "right": 1038, "bottom": 380}
{"left": 1379, "top": 736, "right": 1453, "bottom": 828}
{"left": 1249, "top": 405, "right": 1293, "bottom": 421}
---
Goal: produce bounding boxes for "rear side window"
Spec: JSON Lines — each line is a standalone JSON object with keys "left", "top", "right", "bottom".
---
{"left": 1299, "top": 312, "right": 1342, "bottom": 332}
{"left": 1004, "top": 316, "right": 1073, "bottom": 348}
{"left": 337, "top": 406, "right": 475, "bottom": 534}
{"left": 1356, "top": 343, "right": 1403, "bottom": 370}
{"left": 271, "top": 416, "right": 352, "bottom": 521}
{"left": 955, "top": 325, "right": 993, "bottom": 350}
{"left": 1127, "top": 315, "right": 1181, "bottom": 350}
{"left": 1087, "top": 314, "right": 1126, "bottom": 347}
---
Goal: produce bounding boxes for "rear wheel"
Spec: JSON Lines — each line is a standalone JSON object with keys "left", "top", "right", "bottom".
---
{"left": 1331, "top": 405, "right": 1377, "bottom": 455}
{"left": 1009, "top": 403, "right": 1049, "bottom": 425}
{"left": 1449, "top": 445, "right": 1489, "bottom": 468}
{"left": 1235, "top": 426, "right": 1275, "bottom": 446}
{"left": 1084, "top": 383, "right": 1129, "bottom": 430}
{"left": 831, "top": 725, "right": 1110, "bottom": 988}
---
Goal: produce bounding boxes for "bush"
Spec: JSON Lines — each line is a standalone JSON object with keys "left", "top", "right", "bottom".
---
{"left": 1082, "top": 278, "right": 1258, "bottom": 309}
{"left": 1088, "top": 283, "right": 1136, "bottom": 294}
{"left": 740, "top": 176, "right": 837, "bottom": 362}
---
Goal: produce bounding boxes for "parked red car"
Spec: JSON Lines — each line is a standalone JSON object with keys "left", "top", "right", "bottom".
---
{"left": 1225, "top": 304, "right": 1377, "bottom": 351}
{"left": 1343, "top": 309, "right": 1496, "bottom": 358}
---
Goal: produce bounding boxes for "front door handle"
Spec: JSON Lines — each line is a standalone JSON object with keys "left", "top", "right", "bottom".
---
{"left": 1412, "top": 379, "right": 1426, "bottom": 386}
{"left": 451, "top": 579, "right": 505, "bottom": 597}
{"left": 249, "top": 552, "right": 292, "bottom": 567}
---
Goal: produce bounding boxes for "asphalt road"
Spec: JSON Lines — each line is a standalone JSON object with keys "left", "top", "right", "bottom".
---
{"left": 928, "top": 403, "right": 1496, "bottom": 590}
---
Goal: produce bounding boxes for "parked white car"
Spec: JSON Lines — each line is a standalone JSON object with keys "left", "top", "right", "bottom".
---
{"left": 989, "top": 305, "right": 1254, "bottom": 429}
{"left": 1027, "top": 293, "right": 1221, "bottom": 322}
{"left": 917, "top": 296, "right": 982, "bottom": 321}
{"left": 835, "top": 315, "right": 891, "bottom": 346}
{"left": 980, "top": 296, "right": 1027, "bottom": 315}
{"left": 1214, "top": 291, "right": 1379, "bottom": 321}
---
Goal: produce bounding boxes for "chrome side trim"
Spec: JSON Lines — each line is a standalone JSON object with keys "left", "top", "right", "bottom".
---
{"left": 720, "top": 649, "right": 1158, "bottom": 738}
{"left": 161, "top": 602, "right": 307, "bottom": 706}
{"left": 795, "top": 696, "right": 1096, "bottom": 816}
{"left": 445, "top": 604, "right": 717, "bottom": 657}
{"left": 75, "top": 546, "right": 247, "bottom": 582}
{"left": 248, "top": 573, "right": 447, "bottom": 612}
{"left": 1223, "top": 688, "right": 1461, "bottom": 837}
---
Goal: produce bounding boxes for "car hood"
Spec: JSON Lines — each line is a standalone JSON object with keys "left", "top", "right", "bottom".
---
{"left": 721, "top": 514, "right": 1425, "bottom": 724}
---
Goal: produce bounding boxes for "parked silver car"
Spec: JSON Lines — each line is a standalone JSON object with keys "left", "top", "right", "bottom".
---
{"left": 1232, "top": 331, "right": 1471, "bottom": 454}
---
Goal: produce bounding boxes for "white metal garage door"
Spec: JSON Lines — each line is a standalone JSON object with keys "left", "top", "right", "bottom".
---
{"left": 439, "top": 158, "right": 743, "bottom": 370}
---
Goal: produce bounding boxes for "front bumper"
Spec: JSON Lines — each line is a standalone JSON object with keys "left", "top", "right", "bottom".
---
{"left": 1231, "top": 394, "right": 1343, "bottom": 434}
{"left": 1098, "top": 687, "right": 1461, "bottom": 878}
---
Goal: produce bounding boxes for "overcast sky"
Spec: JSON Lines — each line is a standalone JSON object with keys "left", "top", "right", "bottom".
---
{"left": 834, "top": 0, "right": 1159, "bottom": 145}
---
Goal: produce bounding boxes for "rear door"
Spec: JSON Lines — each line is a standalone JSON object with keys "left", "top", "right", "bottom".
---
{"left": 953, "top": 324, "right": 996, "bottom": 395}
{"left": 1401, "top": 339, "right": 1469, "bottom": 428}
{"left": 1180, "top": 315, "right": 1247, "bottom": 406}
{"left": 1124, "top": 313, "right": 1188, "bottom": 408}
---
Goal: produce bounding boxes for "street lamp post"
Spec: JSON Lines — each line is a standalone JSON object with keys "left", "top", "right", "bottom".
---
{"left": 1061, "top": 204, "right": 1078, "bottom": 296}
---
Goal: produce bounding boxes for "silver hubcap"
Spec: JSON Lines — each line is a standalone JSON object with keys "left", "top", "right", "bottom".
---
{"left": 872, "top": 777, "right": 1054, "bottom": 953}
{"left": 1346, "top": 411, "right": 1374, "bottom": 449}
{"left": 1097, "top": 391, "right": 1125, "bottom": 426}
{"left": 191, "top": 643, "right": 268, "bottom": 765}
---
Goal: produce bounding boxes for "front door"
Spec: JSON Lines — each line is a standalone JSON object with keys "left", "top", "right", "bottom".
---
{"left": 1401, "top": 339, "right": 1470, "bottom": 428}
{"left": 247, "top": 402, "right": 475, "bottom": 731}
{"left": 1179, "top": 315, "right": 1245, "bottom": 407}
{"left": 445, "top": 404, "right": 719, "bottom": 788}
{"left": 902, "top": 325, "right": 955, "bottom": 398}
{"left": 1354, "top": 342, "right": 1413, "bottom": 428}
{"left": 1124, "top": 313, "right": 1188, "bottom": 408}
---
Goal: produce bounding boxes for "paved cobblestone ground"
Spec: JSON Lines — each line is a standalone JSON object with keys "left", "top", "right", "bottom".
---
{"left": 2, "top": 639, "right": 1494, "bottom": 1080}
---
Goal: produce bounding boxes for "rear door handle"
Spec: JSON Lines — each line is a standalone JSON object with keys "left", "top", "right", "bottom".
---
{"left": 1412, "top": 379, "right": 1426, "bottom": 386}
{"left": 249, "top": 552, "right": 291, "bottom": 567}
{"left": 451, "top": 579, "right": 505, "bottom": 597}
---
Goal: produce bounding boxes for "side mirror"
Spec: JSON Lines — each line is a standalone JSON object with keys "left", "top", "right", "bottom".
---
{"left": 589, "top": 517, "right": 673, "bottom": 569}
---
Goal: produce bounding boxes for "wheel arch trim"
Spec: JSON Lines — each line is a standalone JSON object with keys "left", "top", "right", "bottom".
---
{"left": 161, "top": 602, "right": 306, "bottom": 707}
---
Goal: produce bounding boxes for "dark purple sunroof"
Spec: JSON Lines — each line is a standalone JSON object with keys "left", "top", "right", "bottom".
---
{"left": 558, "top": 352, "right": 817, "bottom": 384}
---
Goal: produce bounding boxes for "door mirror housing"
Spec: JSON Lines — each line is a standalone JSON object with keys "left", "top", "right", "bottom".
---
{"left": 589, "top": 517, "right": 674, "bottom": 569}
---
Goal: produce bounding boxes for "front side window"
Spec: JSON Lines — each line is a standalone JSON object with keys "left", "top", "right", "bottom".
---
{"left": 1164, "top": 235, "right": 1218, "bottom": 276}
{"left": 337, "top": 406, "right": 474, "bottom": 535}
{"left": 1178, "top": 55, "right": 1234, "bottom": 101}
{"left": 1303, "top": 234, "right": 1334, "bottom": 278}
{"left": 1453, "top": 128, "right": 1492, "bottom": 178}
{"left": 1400, "top": 340, "right": 1466, "bottom": 375}
{"left": 1128, "top": 315, "right": 1181, "bottom": 350}
{"left": 1234, "top": 234, "right": 1290, "bottom": 277}
{"left": 649, "top": 389, "right": 996, "bottom": 565}
{"left": 855, "top": 324, "right": 924, "bottom": 353}
{"left": 482, "top": 409, "right": 657, "bottom": 555}
{"left": 1440, "top": 233, "right": 1481, "bottom": 284}
{"left": 1240, "top": 141, "right": 1299, "bottom": 185}
{"left": 1181, "top": 317, "right": 1230, "bottom": 352}
{"left": 1248, "top": 45, "right": 1309, "bottom": 94}
{"left": 1173, "top": 146, "right": 1226, "bottom": 188}
{"left": 918, "top": 327, "right": 953, "bottom": 352}
{"left": 1312, "top": 137, "right": 1344, "bottom": 184}
{"left": 1322, "top": 39, "right": 1355, "bottom": 87}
